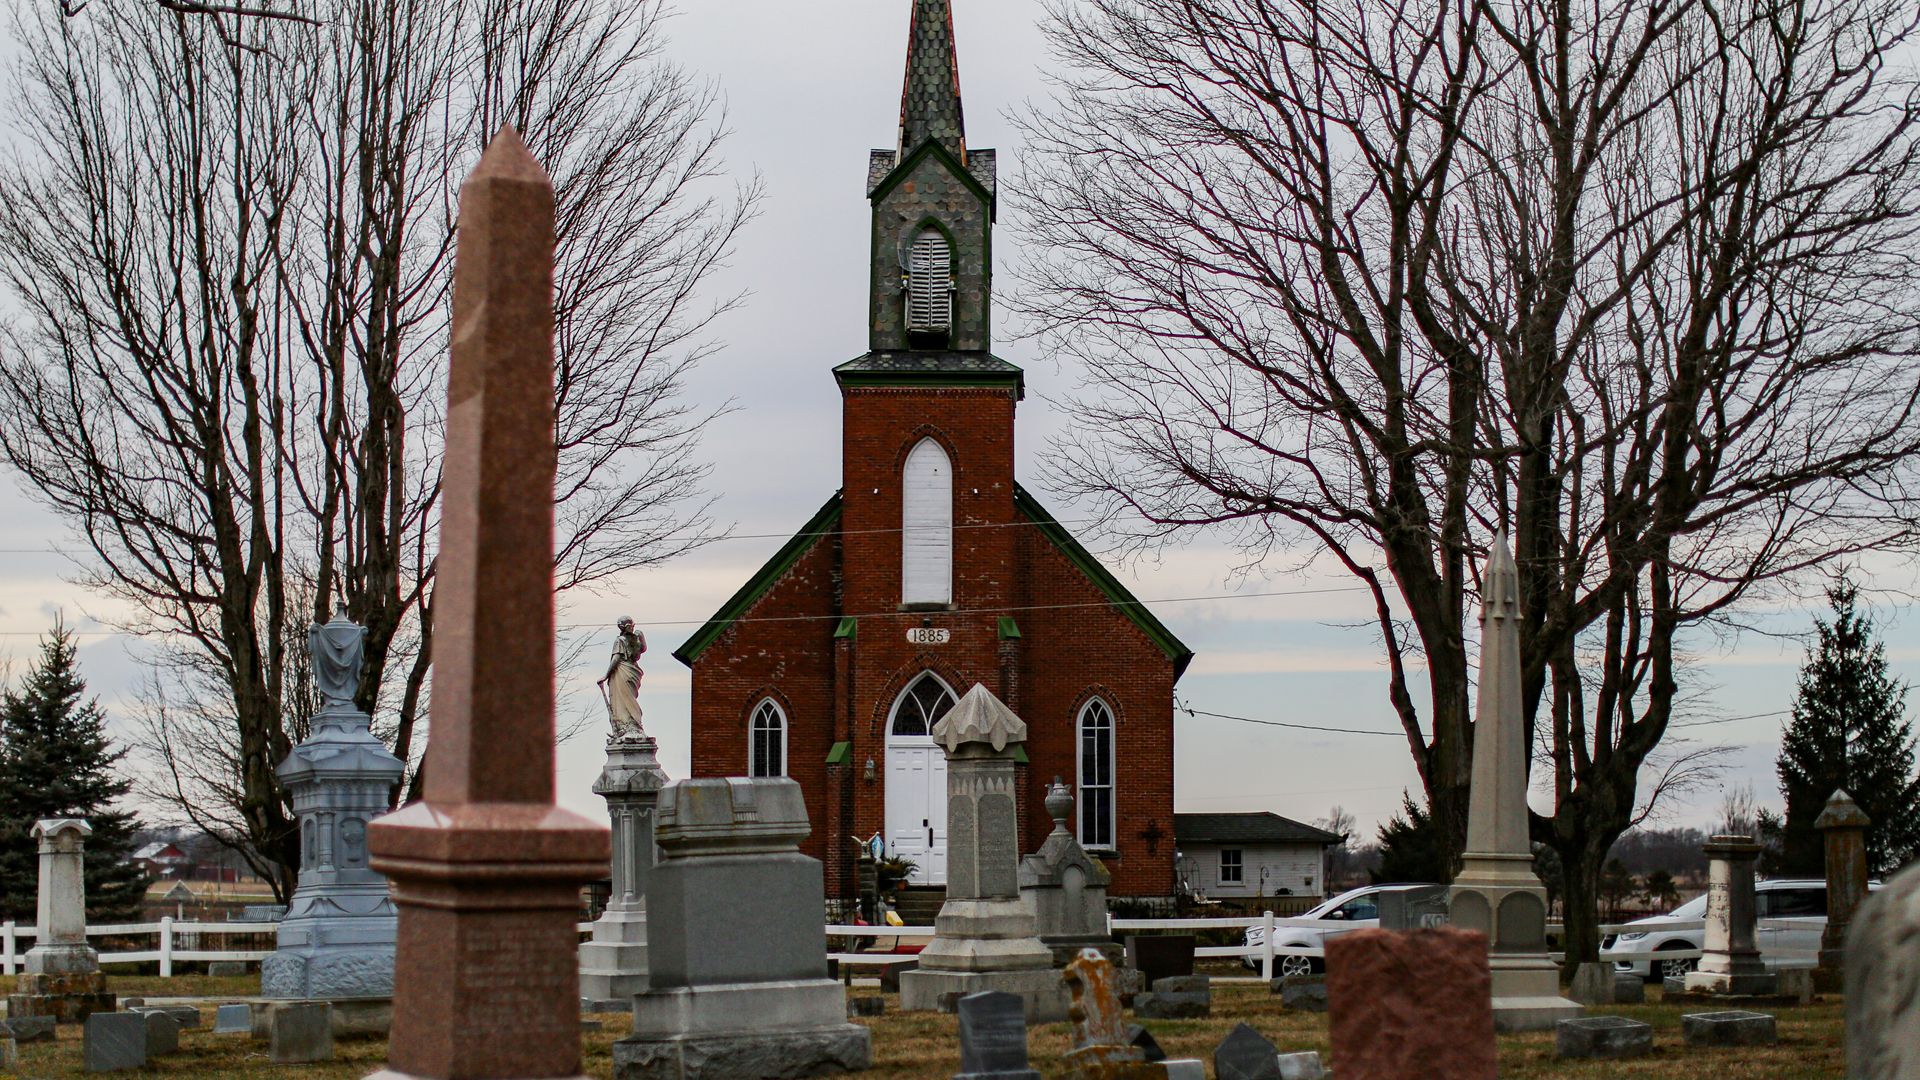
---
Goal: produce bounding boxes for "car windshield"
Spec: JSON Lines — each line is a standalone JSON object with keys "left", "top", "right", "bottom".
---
{"left": 1666, "top": 894, "right": 1708, "bottom": 918}
{"left": 1305, "top": 887, "right": 1377, "bottom": 919}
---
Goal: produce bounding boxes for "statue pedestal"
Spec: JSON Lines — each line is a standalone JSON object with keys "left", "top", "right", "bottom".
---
{"left": 580, "top": 737, "right": 669, "bottom": 1011}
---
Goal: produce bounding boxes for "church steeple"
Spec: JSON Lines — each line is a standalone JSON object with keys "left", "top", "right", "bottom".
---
{"left": 899, "top": 0, "right": 966, "bottom": 161}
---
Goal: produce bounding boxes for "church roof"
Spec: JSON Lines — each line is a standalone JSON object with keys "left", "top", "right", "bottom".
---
{"left": 834, "top": 350, "right": 1024, "bottom": 397}
{"left": 672, "top": 485, "right": 1195, "bottom": 680}
{"left": 1174, "top": 813, "right": 1344, "bottom": 847}
{"left": 899, "top": 0, "right": 966, "bottom": 160}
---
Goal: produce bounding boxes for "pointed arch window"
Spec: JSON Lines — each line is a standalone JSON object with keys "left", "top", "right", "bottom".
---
{"left": 906, "top": 227, "right": 953, "bottom": 338}
{"left": 890, "top": 673, "right": 957, "bottom": 737}
{"left": 1078, "top": 699, "right": 1116, "bottom": 849}
{"left": 750, "top": 699, "right": 787, "bottom": 777}
{"left": 902, "top": 437, "right": 953, "bottom": 606}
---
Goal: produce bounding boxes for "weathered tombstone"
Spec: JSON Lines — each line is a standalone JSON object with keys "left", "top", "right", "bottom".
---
{"left": 364, "top": 127, "right": 611, "bottom": 1080}
{"left": 1060, "top": 948, "right": 1150, "bottom": 1077}
{"left": 955, "top": 990, "right": 1041, "bottom": 1080}
{"left": 133, "top": 1005, "right": 199, "bottom": 1031}
{"left": 1124, "top": 1024, "right": 1164, "bottom": 1062}
{"left": 1446, "top": 535, "right": 1581, "bottom": 1032}
{"left": 141, "top": 1010, "right": 180, "bottom": 1056}
{"left": 900, "top": 686, "right": 1063, "bottom": 1020}
{"left": 1684, "top": 835, "right": 1777, "bottom": 996}
{"left": 1555, "top": 1016, "right": 1652, "bottom": 1059}
{"left": 1213, "top": 1023, "right": 1282, "bottom": 1080}
{"left": 1681, "top": 1010, "right": 1777, "bottom": 1046}
{"left": 1814, "top": 788, "right": 1869, "bottom": 988}
{"left": 1275, "top": 973, "right": 1327, "bottom": 1012}
{"left": 214, "top": 1004, "right": 252, "bottom": 1034}
{"left": 82, "top": 1012, "right": 146, "bottom": 1072}
{"left": 6, "top": 820, "right": 115, "bottom": 1022}
{"left": 1133, "top": 974, "right": 1209, "bottom": 1019}
{"left": 614, "top": 777, "right": 870, "bottom": 1079}
{"left": 1568, "top": 962, "right": 1615, "bottom": 1005}
{"left": 1020, "top": 778, "right": 1120, "bottom": 966}
{"left": 1776, "top": 968, "right": 1813, "bottom": 1004}
{"left": 270, "top": 1002, "right": 335, "bottom": 1064}
{"left": 1613, "top": 974, "right": 1645, "bottom": 1004}
{"left": 262, "top": 610, "right": 404, "bottom": 1002}
{"left": 1375, "top": 885, "right": 1449, "bottom": 931}
{"left": 1275, "top": 1051, "right": 1327, "bottom": 1080}
{"left": 579, "top": 722, "right": 670, "bottom": 1011}
{"left": 848, "top": 996, "right": 885, "bottom": 1018}
{"left": 1844, "top": 858, "right": 1920, "bottom": 1076}
{"left": 1162, "top": 1063, "right": 1207, "bottom": 1080}
{"left": 0, "top": 1036, "right": 15, "bottom": 1070}
{"left": 1662, "top": 974, "right": 1686, "bottom": 996}
{"left": 1326, "top": 928, "right": 1496, "bottom": 1080}
{"left": 0, "top": 1016, "right": 55, "bottom": 1042}
{"left": 1124, "top": 935, "right": 1195, "bottom": 990}
{"left": 207, "top": 961, "right": 249, "bottom": 978}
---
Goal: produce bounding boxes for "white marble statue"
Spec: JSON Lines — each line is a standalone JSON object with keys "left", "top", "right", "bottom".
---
{"left": 599, "top": 617, "right": 647, "bottom": 741}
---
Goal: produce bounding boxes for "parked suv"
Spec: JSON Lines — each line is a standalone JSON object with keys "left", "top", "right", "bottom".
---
{"left": 1241, "top": 883, "right": 1442, "bottom": 976}
{"left": 1601, "top": 877, "right": 1878, "bottom": 981}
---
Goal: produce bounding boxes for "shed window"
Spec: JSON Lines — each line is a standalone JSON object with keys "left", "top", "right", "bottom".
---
{"left": 906, "top": 228, "right": 953, "bottom": 336}
{"left": 901, "top": 438, "right": 953, "bottom": 605}
{"left": 1219, "top": 848, "right": 1243, "bottom": 884}
{"left": 1078, "top": 699, "right": 1116, "bottom": 849}
{"left": 750, "top": 700, "right": 786, "bottom": 777}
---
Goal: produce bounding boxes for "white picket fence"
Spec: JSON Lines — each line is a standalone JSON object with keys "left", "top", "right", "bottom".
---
{"left": 1, "top": 918, "right": 277, "bottom": 978}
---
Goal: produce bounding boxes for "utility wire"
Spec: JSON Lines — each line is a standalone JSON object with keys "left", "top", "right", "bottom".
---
{"left": 1178, "top": 700, "right": 1405, "bottom": 737}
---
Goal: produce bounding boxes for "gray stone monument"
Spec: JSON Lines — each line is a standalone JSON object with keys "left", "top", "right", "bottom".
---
{"left": 261, "top": 610, "right": 404, "bottom": 1001}
{"left": 579, "top": 722, "right": 670, "bottom": 1011}
{"left": 955, "top": 990, "right": 1041, "bottom": 1080}
{"left": 1845, "top": 855, "right": 1920, "bottom": 1077}
{"left": 1683, "top": 834, "right": 1777, "bottom": 996}
{"left": 1446, "top": 535, "right": 1581, "bottom": 1032}
{"left": 901, "top": 685, "right": 1064, "bottom": 1020}
{"left": 5, "top": 819, "right": 114, "bottom": 1022}
{"left": 613, "top": 777, "right": 870, "bottom": 1079}
{"left": 1019, "top": 778, "right": 1118, "bottom": 966}
{"left": 1814, "top": 788, "right": 1869, "bottom": 985}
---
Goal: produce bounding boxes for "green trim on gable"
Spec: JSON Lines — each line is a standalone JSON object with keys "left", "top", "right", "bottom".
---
{"left": 826, "top": 741, "right": 852, "bottom": 765}
{"left": 869, "top": 136, "right": 995, "bottom": 210}
{"left": 1014, "top": 485, "right": 1196, "bottom": 680}
{"left": 673, "top": 493, "right": 843, "bottom": 667}
{"left": 1013, "top": 745, "right": 1029, "bottom": 764}
{"left": 834, "top": 617, "right": 858, "bottom": 640}
{"left": 997, "top": 616, "right": 1021, "bottom": 640}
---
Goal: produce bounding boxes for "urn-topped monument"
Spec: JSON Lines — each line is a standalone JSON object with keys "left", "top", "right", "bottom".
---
{"left": 261, "top": 608, "right": 405, "bottom": 1000}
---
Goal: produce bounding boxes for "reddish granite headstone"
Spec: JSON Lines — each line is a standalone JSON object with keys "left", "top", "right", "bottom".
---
{"left": 366, "top": 126, "right": 609, "bottom": 1080}
{"left": 1326, "top": 928, "right": 1496, "bottom": 1080}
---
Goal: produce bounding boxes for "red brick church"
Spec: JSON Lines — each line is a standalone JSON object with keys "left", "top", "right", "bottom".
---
{"left": 675, "top": 0, "right": 1192, "bottom": 903}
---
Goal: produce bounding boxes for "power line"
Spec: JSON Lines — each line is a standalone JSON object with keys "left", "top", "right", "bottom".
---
{"left": 1178, "top": 701, "right": 1406, "bottom": 737}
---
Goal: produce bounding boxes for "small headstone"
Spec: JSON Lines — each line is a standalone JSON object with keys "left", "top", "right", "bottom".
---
{"left": 206, "top": 961, "right": 248, "bottom": 978}
{"left": 1555, "top": 1016, "right": 1653, "bottom": 1059}
{"left": 1134, "top": 974, "right": 1210, "bottom": 1019}
{"left": 0, "top": 1037, "right": 17, "bottom": 1069}
{"left": 581, "top": 1018, "right": 604, "bottom": 1032}
{"left": 269, "top": 1002, "right": 334, "bottom": 1064}
{"left": 1683, "top": 1010, "right": 1776, "bottom": 1046}
{"left": 0, "top": 1015, "right": 55, "bottom": 1043}
{"left": 1375, "top": 885, "right": 1449, "bottom": 931}
{"left": 1776, "top": 968, "right": 1813, "bottom": 1003}
{"left": 135, "top": 1005, "right": 200, "bottom": 1030}
{"left": 214, "top": 1004, "right": 252, "bottom": 1034}
{"left": 1569, "top": 961, "right": 1615, "bottom": 1005}
{"left": 1213, "top": 1023, "right": 1282, "bottom": 1080}
{"left": 955, "top": 991, "right": 1040, "bottom": 1080}
{"left": 847, "top": 996, "right": 885, "bottom": 1018}
{"left": 142, "top": 1011, "right": 180, "bottom": 1056}
{"left": 1125, "top": 936, "right": 1195, "bottom": 988}
{"left": 1614, "top": 975, "right": 1645, "bottom": 1004}
{"left": 82, "top": 1011, "right": 147, "bottom": 1072}
{"left": 1163, "top": 1061, "right": 1207, "bottom": 1080}
{"left": 1125, "top": 1023, "right": 1165, "bottom": 1062}
{"left": 1326, "top": 928, "right": 1496, "bottom": 1080}
{"left": 1276, "top": 974, "right": 1327, "bottom": 1013}
{"left": 1275, "top": 1051, "right": 1327, "bottom": 1080}
{"left": 1663, "top": 975, "right": 1687, "bottom": 996}
{"left": 120, "top": 998, "right": 144, "bottom": 1008}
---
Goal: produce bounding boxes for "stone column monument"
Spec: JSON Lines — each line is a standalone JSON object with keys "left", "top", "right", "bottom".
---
{"left": 900, "top": 684, "right": 1063, "bottom": 1020}
{"left": 1019, "top": 778, "right": 1118, "bottom": 966}
{"left": 5, "top": 819, "right": 114, "bottom": 1021}
{"left": 262, "top": 609, "right": 405, "bottom": 1001}
{"left": 1446, "top": 534, "right": 1581, "bottom": 1032}
{"left": 1814, "top": 788, "right": 1869, "bottom": 984}
{"left": 1845, "top": 857, "right": 1920, "bottom": 1077}
{"left": 1684, "top": 834, "right": 1777, "bottom": 995}
{"left": 578, "top": 644, "right": 670, "bottom": 1011}
{"left": 614, "top": 777, "right": 869, "bottom": 1079}
{"left": 365, "top": 126, "right": 609, "bottom": 1080}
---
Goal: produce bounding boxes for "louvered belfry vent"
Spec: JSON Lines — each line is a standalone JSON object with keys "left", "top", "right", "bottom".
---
{"left": 906, "top": 228, "right": 953, "bottom": 336}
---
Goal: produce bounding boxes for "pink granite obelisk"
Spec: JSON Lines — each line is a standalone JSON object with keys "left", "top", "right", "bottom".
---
{"left": 367, "top": 126, "right": 609, "bottom": 1080}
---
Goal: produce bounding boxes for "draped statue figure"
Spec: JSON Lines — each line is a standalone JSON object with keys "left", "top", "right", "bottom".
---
{"left": 599, "top": 617, "right": 647, "bottom": 741}
{"left": 310, "top": 607, "right": 367, "bottom": 709}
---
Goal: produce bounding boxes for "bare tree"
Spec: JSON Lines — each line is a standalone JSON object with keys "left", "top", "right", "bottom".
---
{"left": 0, "top": 0, "right": 753, "bottom": 897}
{"left": 1015, "top": 0, "right": 1920, "bottom": 965}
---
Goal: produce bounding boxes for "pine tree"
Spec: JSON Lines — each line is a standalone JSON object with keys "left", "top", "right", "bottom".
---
{"left": 1776, "top": 582, "right": 1920, "bottom": 877}
{"left": 0, "top": 623, "right": 149, "bottom": 921}
{"left": 1370, "top": 793, "right": 1453, "bottom": 885}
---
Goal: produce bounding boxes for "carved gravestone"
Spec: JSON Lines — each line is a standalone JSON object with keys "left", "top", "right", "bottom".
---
{"left": 1845, "top": 857, "right": 1920, "bottom": 1076}
{"left": 1214, "top": 1023, "right": 1282, "bottom": 1080}
{"left": 1021, "top": 778, "right": 1118, "bottom": 965}
{"left": 6, "top": 820, "right": 114, "bottom": 1022}
{"left": 955, "top": 991, "right": 1040, "bottom": 1080}
{"left": 1684, "top": 836, "right": 1777, "bottom": 996}
{"left": 1815, "top": 789, "right": 1869, "bottom": 986}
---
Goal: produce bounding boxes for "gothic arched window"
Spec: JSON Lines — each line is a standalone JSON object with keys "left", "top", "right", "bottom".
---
{"left": 902, "top": 437, "right": 953, "bottom": 606}
{"left": 750, "top": 699, "right": 787, "bottom": 778}
{"left": 890, "top": 673, "right": 958, "bottom": 737}
{"left": 1078, "top": 698, "right": 1116, "bottom": 849}
{"left": 906, "top": 227, "right": 953, "bottom": 338}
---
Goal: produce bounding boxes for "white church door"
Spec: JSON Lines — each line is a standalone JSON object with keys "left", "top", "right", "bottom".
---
{"left": 885, "top": 673, "right": 958, "bottom": 886}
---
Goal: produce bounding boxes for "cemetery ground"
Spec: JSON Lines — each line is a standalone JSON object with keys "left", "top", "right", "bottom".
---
{"left": 0, "top": 971, "right": 1846, "bottom": 1078}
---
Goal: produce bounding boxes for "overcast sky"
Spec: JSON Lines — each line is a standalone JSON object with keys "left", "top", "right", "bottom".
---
{"left": 2, "top": 0, "right": 1917, "bottom": 844}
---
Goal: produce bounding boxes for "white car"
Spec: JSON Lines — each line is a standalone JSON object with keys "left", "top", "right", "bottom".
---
{"left": 1602, "top": 877, "right": 1879, "bottom": 981}
{"left": 1242, "top": 884, "right": 1442, "bottom": 977}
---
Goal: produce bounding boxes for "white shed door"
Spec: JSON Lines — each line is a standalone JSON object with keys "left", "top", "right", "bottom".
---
{"left": 901, "top": 438, "right": 953, "bottom": 605}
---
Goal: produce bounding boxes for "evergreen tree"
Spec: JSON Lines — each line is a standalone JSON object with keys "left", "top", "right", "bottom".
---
{"left": 0, "top": 623, "right": 148, "bottom": 920}
{"left": 1370, "top": 793, "right": 1453, "bottom": 885}
{"left": 1776, "top": 582, "right": 1920, "bottom": 876}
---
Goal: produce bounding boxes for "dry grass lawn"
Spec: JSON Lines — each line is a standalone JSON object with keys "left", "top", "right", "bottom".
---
{"left": 0, "top": 975, "right": 1846, "bottom": 1078}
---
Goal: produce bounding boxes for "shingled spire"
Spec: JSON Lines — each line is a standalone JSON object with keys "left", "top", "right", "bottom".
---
{"left": 899, "top": 0, "right": 966, "bottom": 161}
